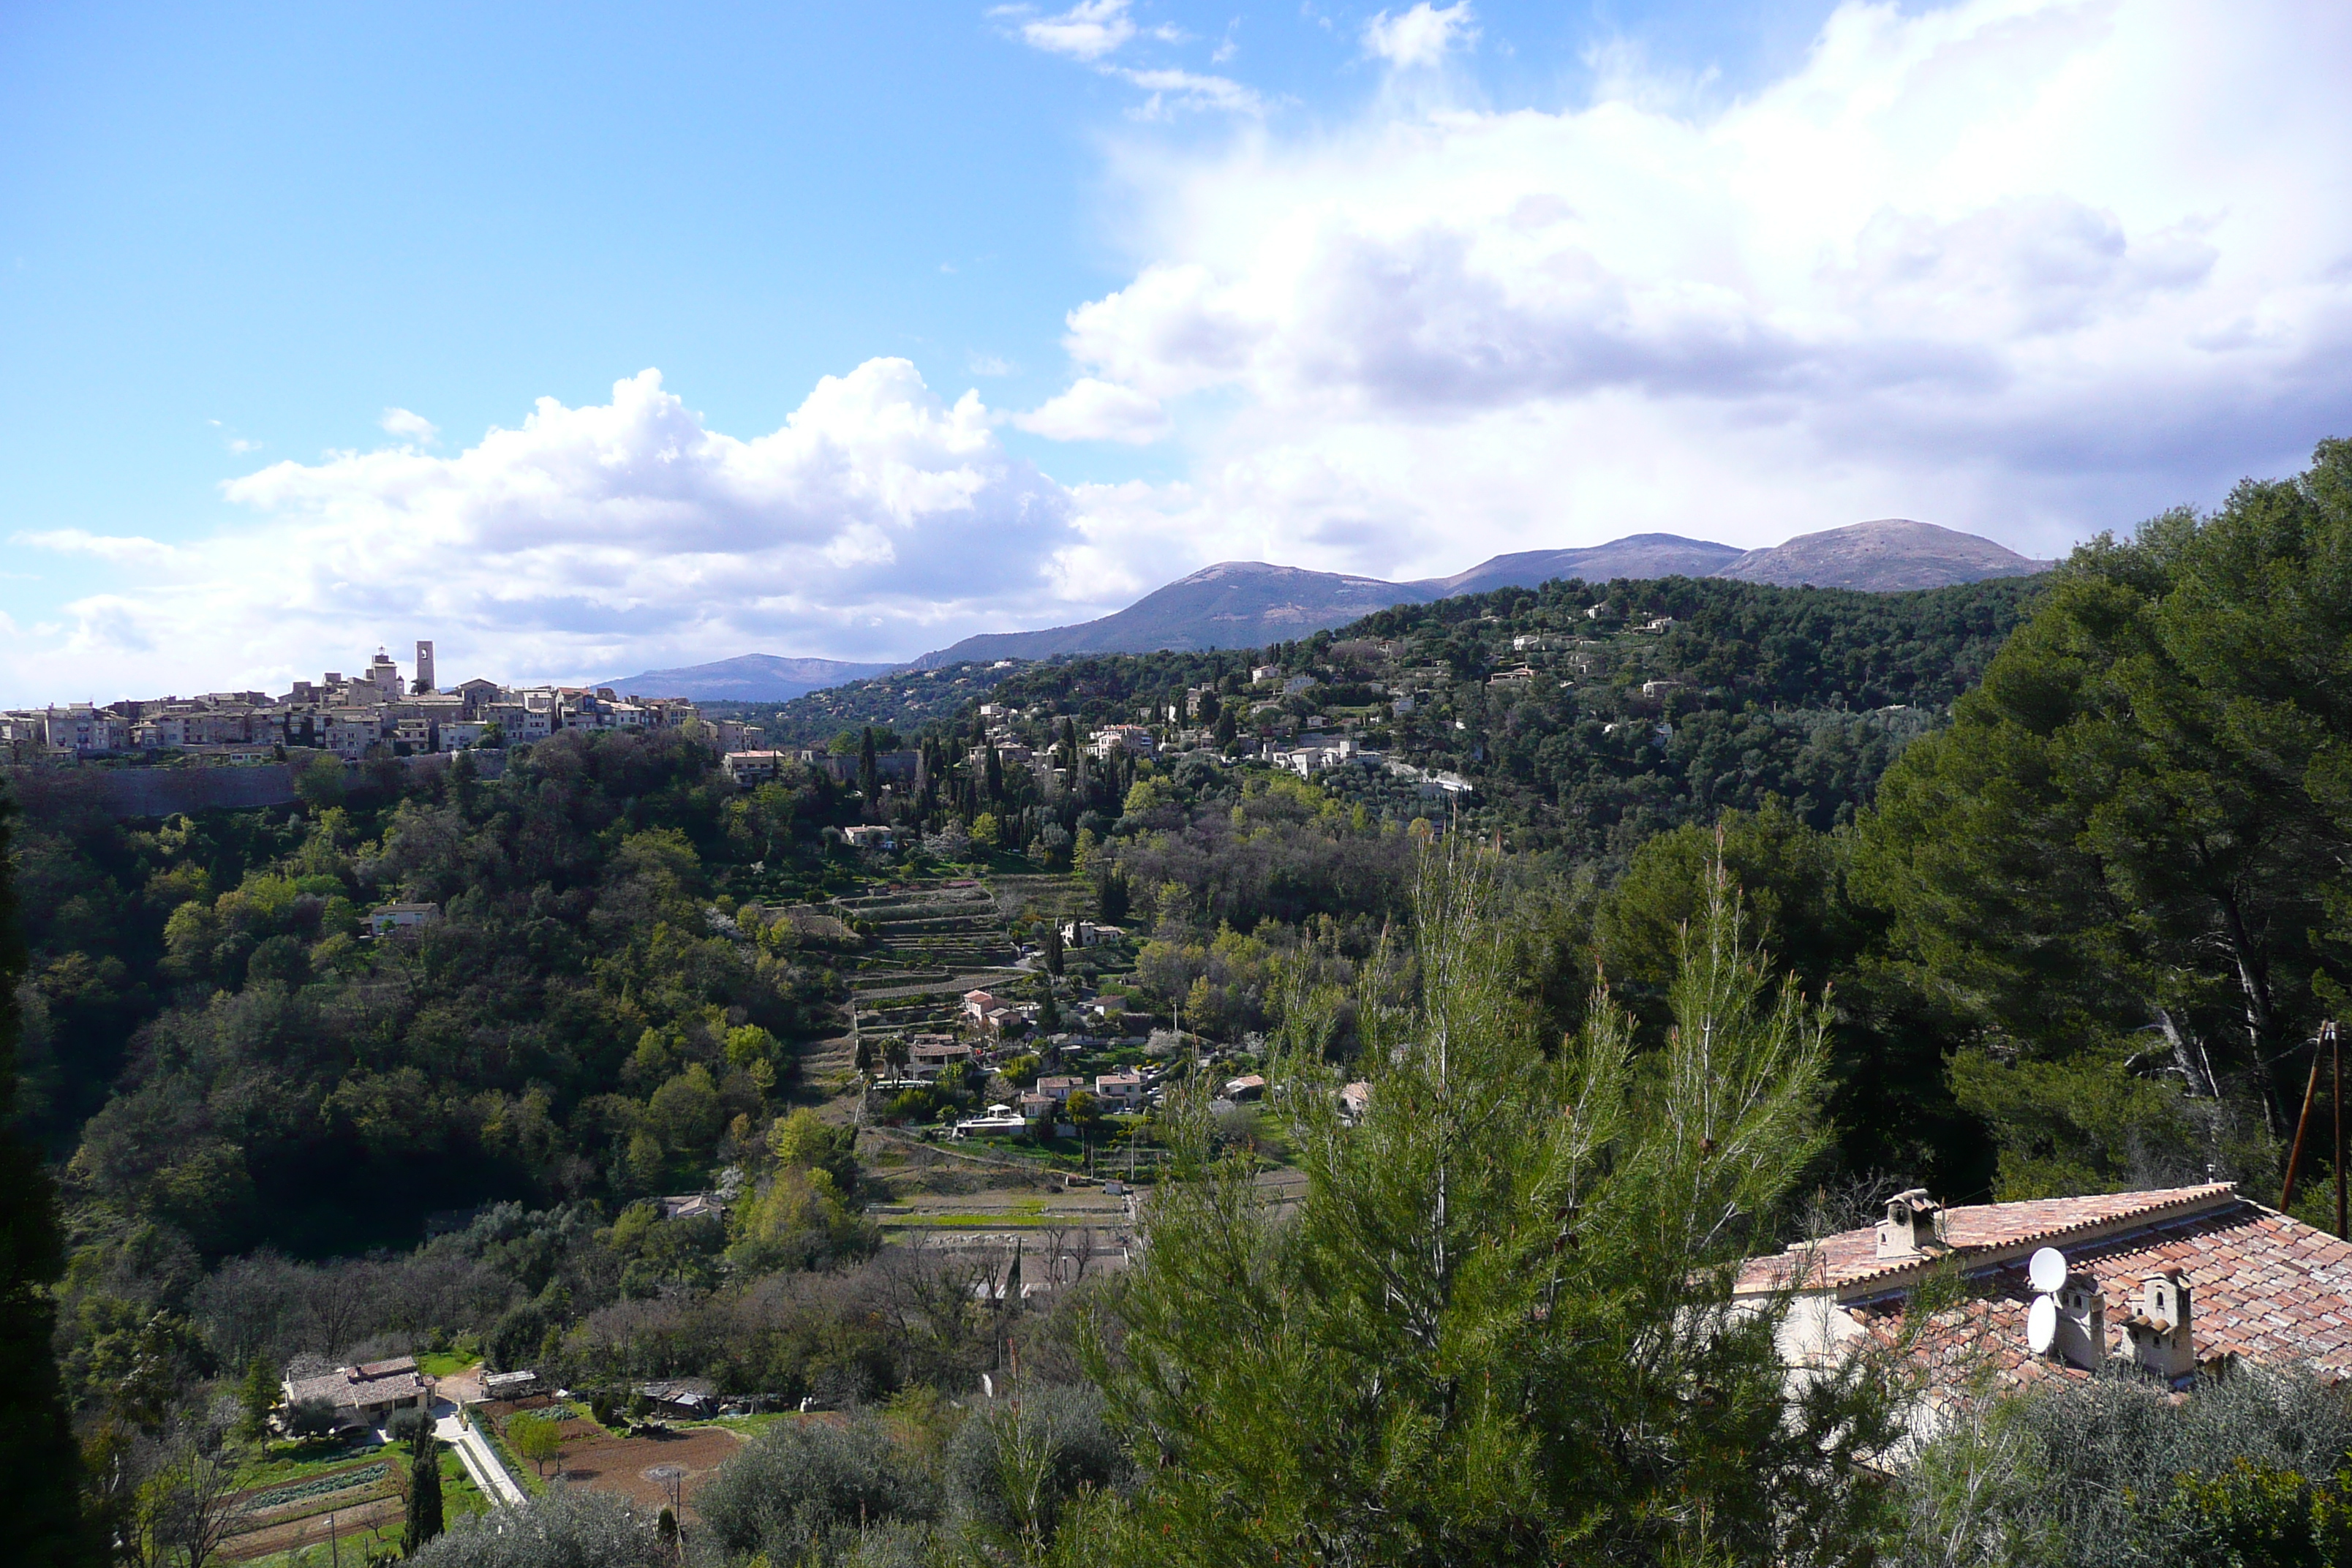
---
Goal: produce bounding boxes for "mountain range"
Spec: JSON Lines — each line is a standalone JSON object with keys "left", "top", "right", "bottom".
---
{"left": 592, "top": 653, "right": 899, "bottom": 702}
{"left": 604, "top": 519, "right": 2052, "bottom": 698}
{"left": 910, "top": 519, "right": 2048, "bottom": 667}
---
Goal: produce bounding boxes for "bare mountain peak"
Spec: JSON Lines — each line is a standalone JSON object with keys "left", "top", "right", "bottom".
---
{"left": 1716, "top": 519, "right": 2052, "bottom": 592}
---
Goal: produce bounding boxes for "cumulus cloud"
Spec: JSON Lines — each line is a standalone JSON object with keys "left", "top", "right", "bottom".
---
{"left": 3, "top": 364, "right": 1127, "bottom": 701}
{"left": 1362, "top": 3, "right": 1477, "bottom": 69}
{"left": 379, "top": 407, "right": 440, "bottom": 445}
{"left": 1061, "top": 0, "right": 2352, "bottom": 576}
{"left": 1012, "top": 377, "right": 1174, "bottom": 443}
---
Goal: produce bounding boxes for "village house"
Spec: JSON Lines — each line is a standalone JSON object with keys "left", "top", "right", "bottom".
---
{"left": 842, "top": 824, "right": 895, "bottom": 851}
{"left": 1093, "top": 1071, "right": 1145, "bottom": 1109}
{"left": 1089, "top": 724, "right": 1156, "bottom": 760}
{"left": 281, "top": 1357, "right": 430, "bottom": 1432}
{"left": 366, "top": 901, "right": 440, "bottom": 937}
{"left": 1034, "top": 1074, "right": 1085, "bottom": 1102}
{"left": 1740, "top": 1183, "right": 2352, "bottom": 1433}
{"left": 722, "top": 750, "right": 792, "bottom": 785}
{"left": 908, "top": 1037, "right": 975, "bottom": 1079}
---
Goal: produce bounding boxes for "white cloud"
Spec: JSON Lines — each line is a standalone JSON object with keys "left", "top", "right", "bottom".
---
{"left": 208, "top": 417, "right": 265, "bottom": 454}
{"left": 995, "top": 0, "right": 1137, "bottom": 61}
{"left": 1362, "top": 3, "right": 1477, "bottom": 70}
{"left": 12, "top": 529, "right": 186, "bottom": 568}
{"left": 967, "top": 352, "right": 1019, "bottom": 376}
{"left": 995, "top": 1, "right": 1251, "bottom": 116}
{"left": 1058, "top": 0, "right": 2352, "bottom": 576}
{"left": 379, "top": 407, "right": 440, "bottom": 445}
{"left": 1, "top": 365, "right": 1127, "bottom": 702}
{"left": 1012, "top": 377, "right": 1174, "bottom": 443}
{"left": 1109, "top": 66, "right": 1261, "bottom": 118}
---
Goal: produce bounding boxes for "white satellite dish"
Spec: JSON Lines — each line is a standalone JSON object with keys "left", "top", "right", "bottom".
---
{"left": 2027, "top": 1246, "right": 2068, "bottom": 1294}
{"left": 2027, "top": 1293, "right": 2058, "bottom": 1355}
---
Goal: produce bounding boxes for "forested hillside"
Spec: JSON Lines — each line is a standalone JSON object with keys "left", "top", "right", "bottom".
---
{"left": 737, "top": 577, "right": 2035, "bottom": 862}
{"left": 12, "top": 443, "right": 2352, "bottom": 1567}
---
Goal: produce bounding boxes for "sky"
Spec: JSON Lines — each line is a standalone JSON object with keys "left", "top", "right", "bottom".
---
{"left": 4, "top": 0, "right": 2350, "bottom": 702}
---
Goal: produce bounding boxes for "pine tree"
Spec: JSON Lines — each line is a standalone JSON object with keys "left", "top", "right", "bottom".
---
{"left": 404, "top": 1431, "right": 444, "bottom": 1556}
{"left": 235, "top": 1356, "right": 279, "bottom": 1441}
{"left": 0, "top": 788, "right": 96, "bottom": 1567}
{"left": 1085, "top": 844, "right": 1900, "bottom": 1565}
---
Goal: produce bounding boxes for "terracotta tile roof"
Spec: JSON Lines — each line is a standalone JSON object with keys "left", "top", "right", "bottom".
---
{"left": 1748, "top": 1187, "right": 2352, "bottom": 1386}
{"left": 355, "top": 1356, "right": 418, "bottom": 1379}
{"left": 1736, "top": 1183, "right": 2239, "bottom": 1297}
{"left": 282, "top": 1362, "right": 429, "bottom": 1410}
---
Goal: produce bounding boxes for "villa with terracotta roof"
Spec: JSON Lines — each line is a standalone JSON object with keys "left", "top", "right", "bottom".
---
{"left": 1740, "top": 1183, "right": 2352, "bottom": 1411}
{"left": 280, "top": 1354, "right": 431, "bottom": 1431}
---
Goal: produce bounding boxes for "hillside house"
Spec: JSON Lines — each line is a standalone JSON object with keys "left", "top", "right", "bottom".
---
{"left": 1741, "top": 1183, "right": 2352, "bottom": 1431}
{"left": 909, "top": 1038, "right": 976, "bottom": 1079}
{"left": 282, "top": 1357, "right": 429, "bottom": 1431}
{"left": 1035, "top": 1075, "right": 1084, "bottom": 1101}
{"left": 367, "top": 902, "right": 440, "bottom": 937}
{"left": 723, "top": 750, "right": 792, "bottom": 785}
{"left": 1094, "top": 1071, "right": 1145, "bottom": 1108}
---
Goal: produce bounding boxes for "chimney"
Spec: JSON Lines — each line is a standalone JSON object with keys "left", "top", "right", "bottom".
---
{"left": 2054, "top": 1271, "right": 2107, "bottom": 1371}
{"left": 1875, "top": 1188, "right": 1948, "bottom": 1259}
{"left": 2125, "top": 1269, "right": 2195, "bottom": 1381}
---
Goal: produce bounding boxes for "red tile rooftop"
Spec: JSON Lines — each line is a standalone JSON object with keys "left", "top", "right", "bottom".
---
{"left": 1736, "top": 1183, "right": 2241, "bottom": 1297}
{"left": 1741, "top": 1184, "right": 2352, "bottom": 1384}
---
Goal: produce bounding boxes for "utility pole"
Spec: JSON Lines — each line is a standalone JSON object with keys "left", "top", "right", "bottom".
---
{"left": 2336, "top": 1019, "right": 2346, "bottom": 1240}
{"left": 2283, "top": 1020, "right": 2343, "bottom": 1236}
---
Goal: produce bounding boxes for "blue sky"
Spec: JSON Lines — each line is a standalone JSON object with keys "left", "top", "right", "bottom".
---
{"left": 4, "top": 0, "right": 2348, "bottom": 701}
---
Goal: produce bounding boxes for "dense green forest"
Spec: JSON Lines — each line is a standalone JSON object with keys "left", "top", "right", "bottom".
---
{"left": 9, "top": 442, "right": 2352, "bottom": 1567}
{"left": 746, "top": 574, "right": 2036, "bottom": 859}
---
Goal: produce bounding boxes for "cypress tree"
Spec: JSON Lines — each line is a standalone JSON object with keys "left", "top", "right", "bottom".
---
{"left": 0, "top": 787, "right": 96, "bottom": 1567}
{"left": 985, "top": 744, "right": 1005, "bottom": 805}
{"left": 858, "top": 725, "right": 879, "bottom": 810}
{"left": 404, "top": 1431, "right": 444, "bottom": 1556}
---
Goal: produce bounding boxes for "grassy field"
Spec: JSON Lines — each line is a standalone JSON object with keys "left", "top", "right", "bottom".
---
{"left": 415, "top": 1349, "right": 480, "bottom": 1378}
{"left": 235, "top": 1439, "right": 385, "bottom": 1489}
{"left": 225, "top": 1444, "right": 486, "bottom": 1564}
